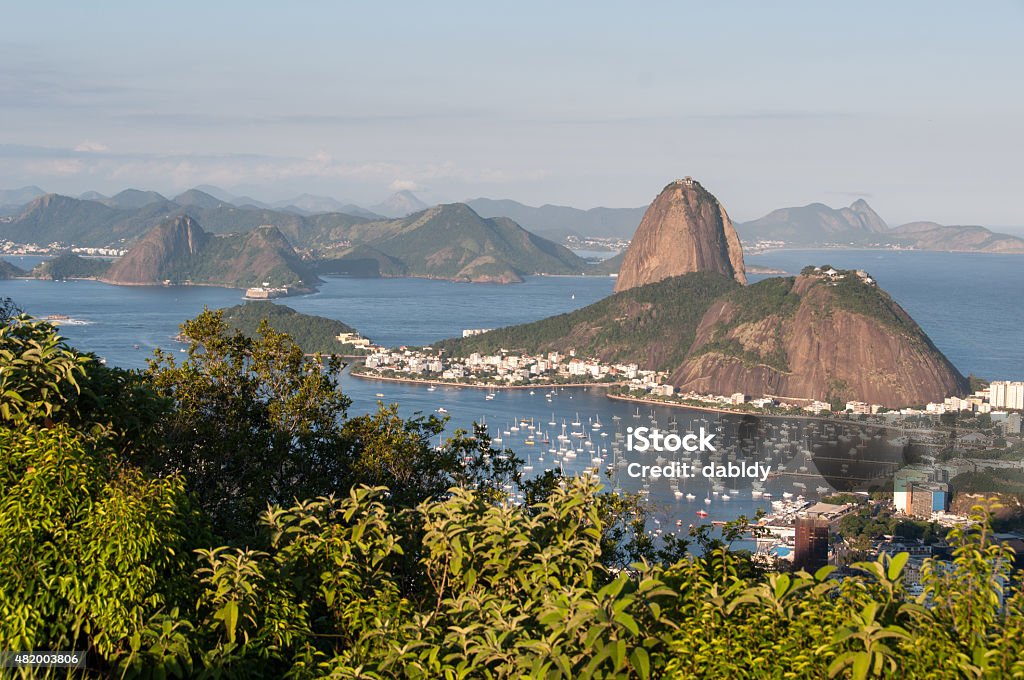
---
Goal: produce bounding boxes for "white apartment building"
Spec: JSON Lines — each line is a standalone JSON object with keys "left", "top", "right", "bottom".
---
{"left": 990, "top": 381, "right": 1024, "bottom": 410}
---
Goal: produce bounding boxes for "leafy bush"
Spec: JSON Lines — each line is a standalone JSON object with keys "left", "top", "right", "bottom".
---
{"left": 4, "top": 305, "right": 1024, "bottom": 678}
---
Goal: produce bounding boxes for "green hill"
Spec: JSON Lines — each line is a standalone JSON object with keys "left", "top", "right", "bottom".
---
{"left": 364, "top": 203, "right": 587, "bottom": 282}
{"left": 1, "top": 194, "right": 131, "bottom": 245}
{"left": 0, "top": 260, "right": 26, "bottom": 280}
{"left": 103, "top": 216, "right": 317, "bottom": 290}
{"left": 434, "top": 271, "right": 739, "bottom": 368}
{"left": 31, "top": 254, "right": 111, "bottom": 280}
{"left": 219, "top": 301, "right": 367, "bottom": 354}
{"left": 437, "top": 267, "right": 967, "bottom": 407}
{"left": 314, "top": 244, "right": 408, "bottom": 277}
{"left": 589, "top": 250, "right": 625, "bottom": 275}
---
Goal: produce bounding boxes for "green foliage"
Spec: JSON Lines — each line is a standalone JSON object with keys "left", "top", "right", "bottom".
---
{"left": 1, "top": 314, "right": 166, "bottom": 449}
{"left": 0, "top": 425, "right": 199, "bottom": 659}
{"left": 0, "top": 260, "right": 27, "bottom": 279}
{"left": 219, "top": 301, "right": 366, "bottom": 355}
{"left": 0, "top": 316, "right": 92, "bottom": 425}
{"left": 824, "top": 270, "right": 919, "bottom": 336}
{"left": 952, "top": 469, "right": 1024, "bottom": 497}
{"left": 367, "top": 204, "right": 586, "bottom": 279}
{"left": 143, "top": 308, "right": 355, "bottom": 539}
{"left": 0, "top": 296, "right": 19, "bottom": 321}
{"left": 5, "top": 308, "right": 1024, "bottom": 678}
{"left": 31, "top": 253, "right": 111, "bottom": 280}
{"left": 725, "top": 275, "right": 800, "bottom": 324}
{"left": 435, "top": 271, "right": 740, "bottom": 370}
{"left": 821, "top": 493, "right": 863, "bottom": 505}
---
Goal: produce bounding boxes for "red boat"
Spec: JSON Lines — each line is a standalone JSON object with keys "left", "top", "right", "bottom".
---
{"left": 696, "top": 510, "right": 709, "bottom": 519}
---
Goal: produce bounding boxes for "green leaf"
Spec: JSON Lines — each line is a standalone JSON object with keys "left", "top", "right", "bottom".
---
{"left": 630, "top": 647, "right": 650, "bottom": 680}
{"left": 887, "top": 552, "right": 909, "bottom": 581}
{"left": 216, "top": 600, "right": 239, "bottom": 644}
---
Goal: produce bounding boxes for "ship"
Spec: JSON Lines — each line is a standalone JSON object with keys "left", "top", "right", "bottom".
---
{"left": 244, "top": 285, "right": 290, "bottom": 300}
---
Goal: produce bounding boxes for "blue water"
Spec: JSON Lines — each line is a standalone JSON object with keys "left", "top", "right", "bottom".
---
{"left": 2, "top": 251, "right": 1021, "bottom": 535}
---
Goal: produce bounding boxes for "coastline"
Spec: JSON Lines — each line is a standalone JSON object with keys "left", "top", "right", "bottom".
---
{"left": 348, "top": 368, "right": 624, "bottom": 391}
{"left": 604, "top": 391, "right": 836, "bottom": 422}
{"left": 746, "top": 246, "right": 1024, "bottom": 256}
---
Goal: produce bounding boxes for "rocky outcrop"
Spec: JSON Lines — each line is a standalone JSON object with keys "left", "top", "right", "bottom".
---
{"left": 669, "top": 270, "right": 967, "bottom": 407}
{"left": 441, "top": 265, "right": 967, "bottom": 407}
{"left": 104, "top": 215, "right": 207, "bottom": 284}
{"left": 614, "top": 178, "right": 745, "bottom": 293}
{"left": 103, "top": 216, "right": 315, "bottom": 290}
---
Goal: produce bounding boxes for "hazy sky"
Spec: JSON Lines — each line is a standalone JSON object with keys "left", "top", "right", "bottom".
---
{"left": 2, "top": 1, "right": 1022, "bottom": 225}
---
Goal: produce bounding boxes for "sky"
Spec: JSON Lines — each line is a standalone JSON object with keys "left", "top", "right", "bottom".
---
{"left": 2, "top": 1, "right": 1022, "bottom": 226}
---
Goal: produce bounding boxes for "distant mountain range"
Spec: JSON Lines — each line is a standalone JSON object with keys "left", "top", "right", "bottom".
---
{"left": 0, "top": 191, "right": 589, "bottom": 287}
{"left": 2, "top": 184, "right": 1021, "bottom": 256}
{"left": 370, "top": 190, "right": 429, "bottom": 218}
{"left": 465, "top": 198, "right": 646, "bottom": 241}
{"left": 737, "top": 199, "right": 1024, "bottom": 253}
{"left": 0, "top": 186, "right": 46, "bottom": 215}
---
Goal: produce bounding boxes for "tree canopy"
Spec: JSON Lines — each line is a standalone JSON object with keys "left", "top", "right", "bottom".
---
{"left": 1, "top": 304, "right": 1023, "bottom": 678}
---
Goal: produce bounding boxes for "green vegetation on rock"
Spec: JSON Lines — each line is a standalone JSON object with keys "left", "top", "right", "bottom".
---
{"left": 435, "top": 271, "right": 740, "bottom": 368}
{"left": 0, "top": 259, "right": 26, "bottom": 280}
{"left": 220, "top": 301, "right": 367, "bottom": 354}
{"left": 32, "top": 253, "right": 111, "bottom": 280}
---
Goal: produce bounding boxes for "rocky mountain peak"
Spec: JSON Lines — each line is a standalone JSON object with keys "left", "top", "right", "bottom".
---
{"left": 614, "top": 178, "right": 746, "bottom": 293}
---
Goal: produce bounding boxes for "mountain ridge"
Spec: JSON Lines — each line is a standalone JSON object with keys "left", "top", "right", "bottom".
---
{"left": 102, "top": 216, "right": 316, "bottom": 290}
{"left": 739, "top": 199, "right": 1024, "bottom": 252}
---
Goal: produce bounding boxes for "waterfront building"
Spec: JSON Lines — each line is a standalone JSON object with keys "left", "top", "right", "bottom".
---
{"left": 793, "top": 518, "right": 830, "bottom": 571}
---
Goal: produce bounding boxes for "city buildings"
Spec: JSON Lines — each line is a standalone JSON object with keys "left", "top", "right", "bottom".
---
{"left": 990, "top": 381, "right": 1024, "bottom": 411}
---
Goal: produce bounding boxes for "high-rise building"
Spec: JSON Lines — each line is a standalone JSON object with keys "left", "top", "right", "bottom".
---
{"left": 990, "top": 381, "right": 1024, "bottom": 410}
{"left": 794, "top": 518, "right": 829, "bottom": 572}
{"left": 894, "top": 467, "right": 932, "bottom": 513}
{"left": 910, "top": 482, "right": 948, "bottom": 518}
{"left": 1006, "top": 413, "right": 1022, "bottom": 436}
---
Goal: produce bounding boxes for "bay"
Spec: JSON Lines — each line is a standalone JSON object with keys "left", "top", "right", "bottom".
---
{"left": 2, "top": 251, "right": 1021, "bottom": 540}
